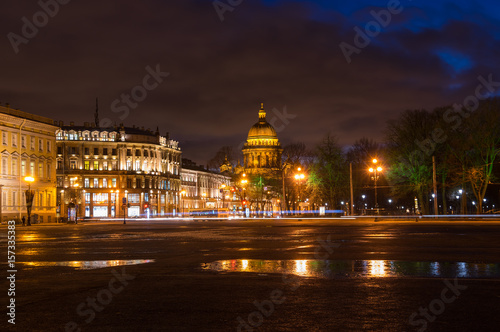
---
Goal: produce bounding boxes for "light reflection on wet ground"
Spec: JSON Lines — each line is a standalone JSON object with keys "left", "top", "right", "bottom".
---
{"left": 19, "top": 259, "right": 155, "bottom": 270}
{"left": 201, "top": 259, "right": 500, "bottom": 278}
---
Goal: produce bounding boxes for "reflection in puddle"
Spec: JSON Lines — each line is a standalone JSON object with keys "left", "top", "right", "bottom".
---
{"left": 20, "top": 259, "right": 154, "bottom": 270}
{"left": 201, "top": 260, "right": 500, "bottom": 279}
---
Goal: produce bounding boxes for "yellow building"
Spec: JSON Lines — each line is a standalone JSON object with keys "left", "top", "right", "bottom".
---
{"left": 242, "top": 103, "right": 283, "bottom": 175}
{"left": 0, "top": 104, "right": 58, "bottom": 223}
{"left": 56, "top": 122, "right": 182, "bottom": 220}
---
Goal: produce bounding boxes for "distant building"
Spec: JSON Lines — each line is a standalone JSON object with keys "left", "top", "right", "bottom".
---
{"left": 242, "top": 103, "right": 283, "bottom": 175}
{"left": 56, "top": 120, "right": 181, "bottom": 220}
{"left": 181, "top": 158, "right": 232, "bottom": 214}
{"left": 0, "top": 104, "right": 58, "bottom": 223}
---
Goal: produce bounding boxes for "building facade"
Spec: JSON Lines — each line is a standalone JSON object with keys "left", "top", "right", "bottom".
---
{"left": 56, "top": 123, "right": 181, "bottom": 220}
{"left": 0, "top": 104, "right": 58, "bottom": 223}
{"left": 180, "top": 159, "right": 232, "bottom": 214}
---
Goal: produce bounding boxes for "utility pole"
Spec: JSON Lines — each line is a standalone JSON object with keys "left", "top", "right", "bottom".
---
{"left": 350, "top": 163, "right": 354, "bottom": 216}
{"left": 432, "top": 156, "right": 438, "bottom": 216}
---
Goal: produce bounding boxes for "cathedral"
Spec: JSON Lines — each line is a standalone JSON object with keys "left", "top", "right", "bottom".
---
{"left": 242, "top": 103, "right": 283, "bottom": 174}
{"left": 220, "top": 103, "right": 283, "bottom": 176}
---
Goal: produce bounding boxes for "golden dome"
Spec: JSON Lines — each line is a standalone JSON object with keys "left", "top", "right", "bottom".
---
{"left": 247, "top": 103, "right": 278, "bottom": 140}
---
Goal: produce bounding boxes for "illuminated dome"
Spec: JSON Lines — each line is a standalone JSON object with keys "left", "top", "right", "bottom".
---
{"left": 247, "top": 104, "right": 278, "bottom": 140}
{"left": 242, "top": 103, "right": 283, "bottom": 173}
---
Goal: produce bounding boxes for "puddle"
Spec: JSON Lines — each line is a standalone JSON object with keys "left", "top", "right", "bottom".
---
{"left": 19, "top": 259, "right": 155, "bottom": 270}
{"left": 201, "top": 260, "right": 500, "bottom": 279}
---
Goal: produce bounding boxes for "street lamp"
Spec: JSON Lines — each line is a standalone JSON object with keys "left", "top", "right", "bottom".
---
{"left": 180, "top": 190, "right": 186, "bottom": 216}
{"left": 369, "top": 159, "right": 383, "bottom": 212}
{"left": 294, "top": 168, "right": 305, "bottom": 214}
{"left": 220, "top": 184, "right": 226, "bottom": 209}
{"left": 24, "top": 176, "right": 35, "bottom": 226}
{"left": 202, "top": 192, "right": 207, "bottom": 209}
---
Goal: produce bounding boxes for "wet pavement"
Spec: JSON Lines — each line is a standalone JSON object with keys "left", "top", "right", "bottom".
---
{"left": 2, "top": 218, "right": 500, "bottom": 331}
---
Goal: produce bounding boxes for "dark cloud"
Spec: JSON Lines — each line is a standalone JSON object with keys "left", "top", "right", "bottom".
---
{"left": 1, "top": 0, "right": 499, "bottom": 164}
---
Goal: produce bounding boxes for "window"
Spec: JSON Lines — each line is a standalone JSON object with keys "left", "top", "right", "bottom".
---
{"left": 112, "top": 161, "right": 117, "bottom": 170}
{"left": 70, "top": 160, "right": 76, "bottom": 170}
{"left": 47, "top": 193, "right": 51, "bottom": 207}
{"left": 57, "top": 146, "right": 62, "bottom": 154}
{"left": 47, "top": 163, "right": 51, "bottom": 178}
{"left": 31, "top": 137, "right": 35, "bottom": 150}
{"left": 21, "top": 135, "right": 26, "bottom": 148}
{"left": 127, "top": 149, "right": 132, "bottom": 156}
{"left": 12, "top": 158, "right": 18, "bottom": 176}
{"left": 103, "top": 161, "right": 108, "bottom": 170}
{"left": 128, "top": 194, "right": 140, "bottom": 203}
{"left": 103, "top": 148, "right": 108, "bottom": 155}
{"left": 84, "top": 161, "right": 90, "bottom": 170}
{"left": 112, "top": 178, "right": 117, "bottom": 188}
{"left": 56, "top": 160, "right": 62, "bottom": 170}
{"left": 135, "top": 150, "right": 141, "bottom": 157}
{"left": 93, "top": 161, "right": 99, "bottom": 170}
{"left": 84, "top": 178, "right": 90, "bottom": 188}
{"left": 47, "top": 141, "right": 51, "bottom": 152}
{"left": 94, "top": 178, "right": 98, "bottom": 188}
{"left": 57, "top": 177, "right": 63, "bottom": 187}
{"left": 94, "top": 148, "right": 99, "bottom": 155}
{"left": 126, "top": 160, "right": 131, "bottom": 171}
{"left": 12, "top": 191, "right": 16, "bottom": 208}
{"left": 39, "top": 138, "right": 43, "bottom": 151}
{"left": 112, "top": 149, "right": 117, "bottom": 156}
{"left": 38, "top": 163, "right": 43, "bottom": 178}
{"left": 135, "top": 160, "right": 140, "bottom": 170}
{"left": 145, "top": 193, "right": 149, "bottom": 202}
{"left": 85, "top": 193, "right": 91, "bottom": 203}
{"left": 103, "top": 178, "right": 108, "bottom": 188}
{"left": 2, "top": 132, "right": 7, "bottom": 145}
{"left": 84, "top": 147, "right": 89, "bottom": 155}
{"left": 93, "top": 193, "right": 108, "bottom": 203}
{"left": 21, "top": 160, "right": 26, "bottom": 176}
{"left": 1, "top": 157, "right": 7, "bottom": 175}
{"left": 30, "top": 161, "right": 35, "bottom": 175}
{"left": 12, "top": 134, "right": 17, "bottom": 147}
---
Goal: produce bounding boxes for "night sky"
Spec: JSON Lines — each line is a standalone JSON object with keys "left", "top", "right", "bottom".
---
{"left": 2, "top": 0, "right": 499, "bottom": 164}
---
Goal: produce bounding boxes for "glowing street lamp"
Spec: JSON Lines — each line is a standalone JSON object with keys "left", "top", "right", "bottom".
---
{"left": 24, "top": 176, "right": 35, "bottom": 226}
{"left": 294, "top": 168, "right": 306, "bottom": 214}
{"left": 369, "top": 159, "right": 383, "bottom": 211}
{"left": 180, "top": 190, "right": 187, "bottom": 216}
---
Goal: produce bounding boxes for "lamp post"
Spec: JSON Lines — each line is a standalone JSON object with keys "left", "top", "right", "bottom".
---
{"left": 24, "top": 176, "right": 35, "bottom": 226}
{"left": 220, "top": 184, "right": 226, "bottom": 209}
{"left": 240, "top": 174, "right": 248, "bottom": 217}
{"left": 294, "top": 167, "right": 305, "bottom": 215}
{"left": 369, "top": 159, "right": 383, "bottom": 213}
{"left": 180, "top": 190, "right": 186, "bottom": 217}
{"left": 201, "top": 192, "right": 207, "bottom": 209}
{"left": 73, "top": 183, "right": 79, "bottom": 224}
